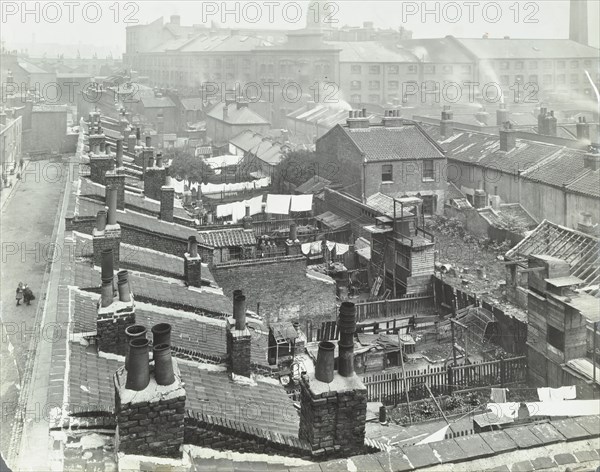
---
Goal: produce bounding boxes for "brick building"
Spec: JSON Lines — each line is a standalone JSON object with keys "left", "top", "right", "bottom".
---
{"left": 205, "top": 99, "right": 270, "bottom": 146}
{"left": 316, "top": 109, "right": 446, "bottom": 214}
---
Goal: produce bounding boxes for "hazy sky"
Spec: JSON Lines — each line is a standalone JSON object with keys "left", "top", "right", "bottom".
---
{"left": 1, "top": 1, "right": 599, "bottom": 57}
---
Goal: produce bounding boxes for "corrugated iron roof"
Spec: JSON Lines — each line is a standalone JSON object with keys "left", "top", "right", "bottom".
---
{"left": 197, "top": 228, "right": 256, "bottom": 248}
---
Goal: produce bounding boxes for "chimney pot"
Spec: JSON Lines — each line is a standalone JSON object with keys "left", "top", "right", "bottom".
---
{"left": 153, "top": 344, "right": 175, "bottom": 386}
{"left": 233, "top": 294, "right": 247, "bottom": 330}
{"left": 314, "top": 341, "right": 335, "bottom": 383}
{"left": 116, "top": 138, "right": 124, "bottom": 167}
{"left": 155, "top": 153, "right": 163, "bottom": 168}
{"left": 289, "top": 222, "right": 297, "bottom": 241}
{"left": 106, "top": 185, "right": 118, "bottom": 225}
{"left": 188, "top": 236, "right": 199, "bottom": 258}
{"left": 125, "top": 325, "right": 147, "bottom": 371}
{"left": 338, "top": 302, "right": 357, "bottom": 377}
{"left": 96, "top": 210, "right": 107, "bottom": 232}
{"left": 117, "top": 270, "right": 131, "bottom": 302}
{"left": 100, "top": 276, "right": 114, "bottom": 307}
{"left": 125, "top": 338, "right": 150, "bottom": 391}
{"left": 151, "top": 323, "right": 172, "bottom": 347}
{"left": 101, "top": 248, "right": 114, "bottom": 280}
{"left": 145, "top": 136, "right": 151, "bottom": 147}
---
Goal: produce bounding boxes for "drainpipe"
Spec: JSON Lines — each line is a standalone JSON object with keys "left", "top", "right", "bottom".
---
{"left": 562, "top": 183, "right": 568, "bottom": 227}
{"left": 361, "top": 153, "right": 367, "bottom": 203}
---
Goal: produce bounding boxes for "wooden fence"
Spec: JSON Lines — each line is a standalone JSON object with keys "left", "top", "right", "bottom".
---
{"left": 305, "top": 315, "right": 417, "bottom": 342}
{"left": 362, "top": 356, "right": 526, "bottom": 405}
{"left": 355, "top": 293, "right": 435, "bottom": 322}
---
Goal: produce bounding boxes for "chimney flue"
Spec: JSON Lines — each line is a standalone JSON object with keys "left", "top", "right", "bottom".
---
{"left": 107, "top": 185, "right": 118, "bottom": 225}
{"left": 233, "top": 294, "right": 246, "bottom": 330}
{"left": 289, "top": 222, "right": 297, "bottom": 241}
{"left": 145, "top": 136, "right": 151, "bottom": 147}
{"left": 101, "top": 248, "right": 114, "bottom": 280}
{"left": 100, "top": 276, "right": 114, "bottom": 307}
{"left": 153, "top": 344, "right": 175, "bottom": 385}
{"left": 116, "top": 138, "right": 124, "bottom": 167}
{"left": 188, "top": 236, "right": 198, "bottom": 258}
{"left": 155, "top": 153, "right": 163, "bottom": 168}
{"left": 314, "top": 341, "right": 335, "bottom": 383}
{"left": 337, "top": 302, "right": 357, "bottom": 377}
{"left": 117, "top": 270, "right": 131, "bottom": 302}
{"left": 126, "top": 338, "right": 150, "bottom": 391}
{"left": 151, "top": 323, "right": 172, "bottom": 347}
{"left": 96, "top": 210, "right": 107, "bottom": 232}
{"left": 125, "top": 325, "right": 147, "bottom": 371}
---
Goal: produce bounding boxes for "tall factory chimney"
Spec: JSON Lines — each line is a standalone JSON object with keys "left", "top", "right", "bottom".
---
{"left": 569, "top": 0, "right": 588, "bottom": 45}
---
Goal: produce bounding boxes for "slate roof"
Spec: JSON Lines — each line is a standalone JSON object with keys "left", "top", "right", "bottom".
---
{"left": 67, "top": 343, "right": 297, "bottom": 436}
{"left": 506, "top": 220, "right": 600, "bottom": 297}
{"left": 178, "top": 34, "right": 272, "bottom": 53}
{"left": 365, "top": 193, "right": 415, "bottom": 218}
{"left": 197, "top": 228, "right": 257, "bottom": 248}
{"left": 341, "top": 123, "right": 445, "bottom": 162}
{"left": 207, "top": 102, "right": 270, "bottom": 125}
{"left": 74, "top": 262, "right": 232, "bottom": 316}
{"left": 179, "top": 97, "right": 204, "bottom": 110}
{"left": 296, "top": 175, "right": 332, "bottom": 194}
{"left": 315, "top": 211, "right": 350, "bottom": 231}
{"left": 326, "top": 41, "right": 419, "bottom": 63}
{"left": 398, "top": 37, "right": 474, "bottom": 63}
{"left": 455, "top": 37, "right": 600, "bottom": 59}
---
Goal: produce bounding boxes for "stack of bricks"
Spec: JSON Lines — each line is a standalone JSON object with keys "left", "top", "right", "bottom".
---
{"left": 160, "top": 186, "right": 175, "bottom": 222}
{"left": 97, "top": 299, "right": 135, "bottom": 355}
{"left": 114, "top": 365, "right": 186, "bottom": 458}
{"left": 298, "top": 375, "right": 367, "bottom": 457}
{"left": 226, "top": 324, "right": 252, "bottom": 377}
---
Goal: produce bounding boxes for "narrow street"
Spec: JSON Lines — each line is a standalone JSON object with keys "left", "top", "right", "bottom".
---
{"left": 0, "top": 159, "right": 68, "bottom": 463}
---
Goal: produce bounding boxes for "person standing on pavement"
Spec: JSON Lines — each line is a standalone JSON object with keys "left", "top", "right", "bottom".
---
{"left": 23, "top": 284, "right": 34, "bottom": 306}
{"left": 16, "top": 282, "right": 24, "bottom": 306}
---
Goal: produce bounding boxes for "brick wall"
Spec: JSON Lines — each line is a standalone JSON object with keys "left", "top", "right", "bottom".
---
{"left": 144, "top": 167, "right": 166, "bottom": 201}
{"left": 97, "top": 302, "right": 134, "bottom": 355}
{"left": 115, "top": 371, "right": 186, "bottom": 458}
{"left": 212, "top": 258, "right": 336, "bottom": 323}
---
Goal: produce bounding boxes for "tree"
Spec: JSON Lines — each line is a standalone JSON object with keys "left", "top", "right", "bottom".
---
{"left": 165, "top": 147, "right": 214, "bottom": 189}
{"left": 275, "top": 150, "right": 321, "bottom": 190}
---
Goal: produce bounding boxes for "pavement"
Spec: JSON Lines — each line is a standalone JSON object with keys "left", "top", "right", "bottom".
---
{"left": 0, "top": 158, "right": 71, "bottom": 469}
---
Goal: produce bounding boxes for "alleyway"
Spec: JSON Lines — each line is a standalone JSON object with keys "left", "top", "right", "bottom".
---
{"left": 0, "top": 159, "right": 68, "bottom": 461}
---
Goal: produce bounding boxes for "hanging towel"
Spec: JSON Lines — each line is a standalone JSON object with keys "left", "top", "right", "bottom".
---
{"left": 265, "top": 194, "right": 291, "bottom": 215}
{"left": 490, "top": 388, "right": 508, "bottom": 403}
{"left": 538, "top": 386, "right": 577, "bottom": 401}
{"left": 556, "top": 386, "right": 576, "bottom": 400}
{"left": 537, "top": 388, "right": 551, "bottom": 402}
{"left": 310, "top": 241, "right": 322, "bottom": 254}
{"left": 216, "top": 203, "right": 233, "bottom": 218}
{"left": 335, "top": 243, "right": 349, "bottom": 255}
{"left": 231, "top": 201, "right": 247, "bottom": 223}
{"left": 326, "top": 241, "right": 336, "bottom": 251}
{"left": 301, "top": 242, "right": 312, "bottom": 255}
{"left": 290, "top": 194, "right": 313, "bottom": 212}
{"left": 248, "top": 195, "right": 263, "bottom": 216}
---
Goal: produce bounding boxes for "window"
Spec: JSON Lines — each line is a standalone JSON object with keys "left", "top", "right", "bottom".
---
{"left": 351, "top": 94, "right": 361, "bottom": 103}
{"left": 368, "top": 94, "right": 380, "bottom": 103}
{"left": 570, "top": 60, "right": 579, "bottom": 69}
{"left": 500, "top": 75, "right": 510, "bottom": 86}
{"left": 528, "top": 75, "right": 538, "bottom": 84}
{"left": 442, "top": 65, "right": 453, "bottom": 74}
{"left": 369, "top": 80, "right": 380, "bottom": 90}
{"left": 557, "top": 74, "right": 566, "bottom": 85}
{"left": 543, "top": 61, "right": 552, "bottom": 69}
{"left": 584, "top": 60, "right": 592, "bottom": 68}
{"left": 515, "top": 61, "right": 524, "bottom": 70}
{"left": 424, "top": 65, "right": 436, "bottom": 74}
{"left": 350, "top": 80, "right": 362, "bottom": 90}
{"left": 461, "top": 64, "right": 472, "bottom": 74}
{"left": 422, "top": 160, "right": 434, "bottom": 180}
{"left": 571, "top": 74, "right": 579, "bottom": 84}
{"left": 547, "top": 325, "right": 565, "bottom": 351}
{"left": 395, "top": 249, "right": 410, "bottom": 269}
{"left": 407, "top": 65, "right": 417, "bottom": 74}
{"left": 543, "top": 74, "right": 553, "bottom": 85}
{"left": 369, "top": 65, "right": 381, "bottom": 74}
{"left": 529, "top": 61, "right": 538, "bottom": 69}
{"left": 500, "top": 61, "right": 509, "bottom": 70}
{"left": 387, "top": 65, "right": 399, "bottom": 74}
{"left": 515, "top": 74, "right": 524, "bottom": 83}
{"left": 388, "top": 80, "right": 399, "bottom": 90}
{"left": 351, "top": 64, "right": 362, "bottom": 74}
{"left": 382, "top": 164, "right": 393, "bottom": 182}
{"left": 422, "top": 195, "right": 435, "bottom": 216}
{"left": 557, "top": 60, "right": 566, "bottom": 69}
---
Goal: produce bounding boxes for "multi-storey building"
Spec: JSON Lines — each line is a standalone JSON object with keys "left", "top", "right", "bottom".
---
{"left": 0, "top": 109, "right": 22, "bottom": 176}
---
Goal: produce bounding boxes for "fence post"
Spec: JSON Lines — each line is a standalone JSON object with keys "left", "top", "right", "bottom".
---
{"left": 500, "top": 358, "right": 506, "bottom": 387}
{"left": 447, "top": 366, "right": 454, "bottom": 395}
{"left": 384, "top": 299, "right": 388, "bottom": 318}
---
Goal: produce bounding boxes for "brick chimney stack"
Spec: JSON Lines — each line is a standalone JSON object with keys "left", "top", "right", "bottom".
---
{"left": 105, "top": 136, "right": 126, "bottom": 210}
{"left": 440, "top": 105, "right": 454, "bottom": 138}
{"left": 496, "top": 102, "right": 509, "bottom": 125}
{"left": 93, "top": 186, "right": 121, "bottom": 269}
{"left": 96, "top": 251, "right": 136, "bottom": 355}
{"left": 159, "top": 186, "right": 175, "bottom": 222}
{"left": 144, "top": 152, "right": 168, "bottom": 201}
{"left": 577, "top": 212, "right": 595, "bottom": 234}
{"left": 576, "top": 116, "right": 590, "bottom": 141}
{"left": 115, "top": 324, "right": 186, "bottom": 458}
{"left": 583, "top": 146, "right": 600, "bottom": 171}
{"left": 382, "top": 109, "right": 403, "bottom": 128}
{"left": 184, "top": 236, "right": 202, "bottom": 287}
{"left": 227, "top": 291, "right": 252, "bottom": 377}
{"left": 547, "top": 110, "right": 558, "bottom": 137}
{"left": 475, "top": 107, "right": 489, "bottom": 126}
{"left": 499, "top": 121, "right": 517, "bottom": 152}
{"left": 299, "top": 302, "right": 367, "bottom": 458}
{"left": 88, "top": 116, "right": 112, "bottom": 185}
{"left": 242, "top": 204, "right": 253, "bottom": 230}
{"left": 346, "top": 109, "right": 370, "bottom": 129}
{"left": 537, "top": 107, "right": 549, "bottom": 135}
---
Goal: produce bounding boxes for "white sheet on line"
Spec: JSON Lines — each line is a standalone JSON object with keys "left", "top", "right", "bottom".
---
{"left": 290, "top": 194, "right": 313, "bottom": 212}
{"left": 265, "top": 194, "right": 291, "bottom": 215}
